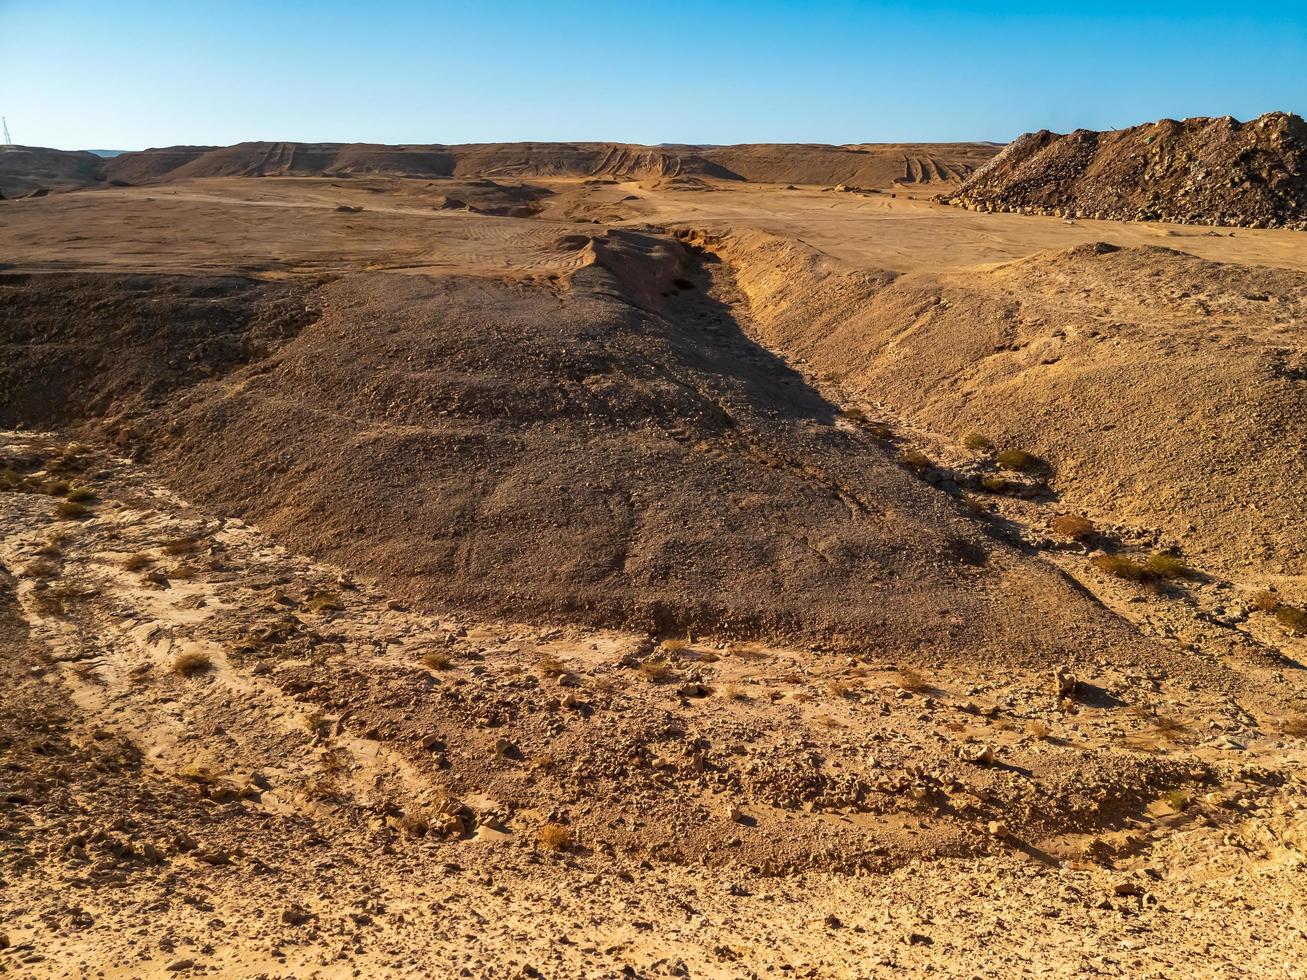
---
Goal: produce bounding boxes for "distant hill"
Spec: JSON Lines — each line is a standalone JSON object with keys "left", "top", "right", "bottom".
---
{"left": 943, "top": 112, "right": 1307, "bottom": 230}
{"left": 0, "top": 145, "right": 105, "bottom": 198}
{"left": 0, "top": 140, "right": 999, "bottom": 197}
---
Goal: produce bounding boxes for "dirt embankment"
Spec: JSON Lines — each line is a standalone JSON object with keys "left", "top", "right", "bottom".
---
{"left": 0, "top": 234, "right": 1175, "bottom": 664}
{"left": 943, "top": 112, "right": 1307, "bottom": 229}
{"left": 693, "top": 229, "right": 1307, "bottom": 581}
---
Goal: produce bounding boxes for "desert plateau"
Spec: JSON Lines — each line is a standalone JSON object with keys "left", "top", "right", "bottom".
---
{"left": 1, "top": 70, "right": 1306, "bottom": 979}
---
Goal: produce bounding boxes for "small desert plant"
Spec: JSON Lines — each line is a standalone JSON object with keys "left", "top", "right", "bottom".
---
{"left": 1092, "top": 554, "right": 1148, "bottom": 582}
{"left": 172, "top": 650, "right": 213, "bottom": 676}
{"left": 43, "top": 480, "right": 71, "bottom": 497}
{"left": 55, "top": 501, "right": 89, "bottom": 519}
{"left": 537, "top": 822, "right": 572, "bottom": 852}
{"left": 1144, "top": 552, "right": 1192, "bottom": 580}
{"left": 979, "top": 474, "right": 1009, "bottom": 493}
{"left": 1274, "top": 604, "right": 1307, "bottom": 636}
{"left": 1282, "top": 715, "right": 1307, "bottom": 737}
{"left": 1251, "top": 590, "right": 1281, "bottom": 612}
{"left": 638, "top": 659, "right": 675, "bottom": 683}
{"left": 121, "top": 552, "right": 154, "bottom": 572}
{"left": 844, "top": 407, "right": 867, "bottom": 422}
{"left": 895, "top": 667, "right": 930, "bottom": 693}
{"left": 996, "top": 449, "right": 1041, "bottom": 472}
{"left": 660, "top": 637, "right": 689, "bottom": 653}
{"left": 1026, "top": 719, "right": 1050, "bottom": 740}
{"left": 963, "top": 432, "right": 994, "bottom": 451}
{"left": 899, "top": 449, "right": 933, "bottom": 474}
{"left": 1051, "top": 514, "right": 1096, "bottom": 541}
{"left": 827, "top": 680, "right": 851, "bottom": 698}
{"left": 1162, "top": 788, "right": 1190, "bottom": 810}
{"left": 536, "top": 655, "right": 567, "bottom": 678}
{"left": 1150, "top": 714, "right": 1190, "bottom": 740}
{"left": 307, "top": 591, "right": 343, "bottom": 613}
{"left": 65, "top": 486, "right": 96, "bottom": 503}
{"left": 163, "top": 537, "right": 199, "bottom": 556}
{"left": 721, "top": 684, "right": 747, "bottom": 701}
{"left": 422, "top": 651, "right": 453, "bottom": 671}
{"left": 23, "top": 558, "right": 60, "bottom": 579}
{"left": 866, "top": 422, "right": 894, "bottom": 439}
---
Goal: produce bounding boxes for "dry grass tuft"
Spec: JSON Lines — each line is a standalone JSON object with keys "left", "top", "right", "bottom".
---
{"left": 1281, "top": 715, "right": 1307, "bottom": 737}
{"left": 55, "top": 501, "right": 89, "bottom": 519}
{"left": 1092, "top": 554, "right": 1148, "bottom": 582}
{"left": 721, "top": 684, "right": 747, "bottom": 701}
{"left": 1274, "top": 604, "right": 1307, "bottom": 636}
{"left": 660, "top": 638, "right": 689, "bottom": 653}
{"left": 895, "top": 667, "right": 930, "bottom": 693}
{"left": 307, "top": 591, "right": 344, "bottom": 613}
{"left": 963, "top": 432, "right": 994, "bottom": 451}
{"left": 163, "top": 537, "right": 200, "bottom": 556}
{"left": 536, "top": 655, "right": 567, "bottom": 678}
{"left": 638, "top": 659, "right": 675, "bottom": 683}
{"left": 979, "top": 473, "right": 1009, "bottom": 493}
{"left": 422, "top": 651, "right": 453, "bottom": 671}
{"left": 23, "top": 558, "right": 60, "bottom": 579}
{"left": 827, "top": 679, "right": 851, "bottom": 698}
{"left": 996, "top": 449, "right": 1041, "bottom": 472}
{"left": 65, "top": 486, "right": 96, "bottom": 503}
{"left": 1026, "top": 719, "right": 1051, "bottom": 740}
{"left": 121, "top": 552, "right": 154, "bottom": 572}
{"left": 1051, "top": 514, "right": 1096, "bottom": 541}
{"left": 537, "top": 822, "right": 572, "bottom": 852}
{"left": 172, "top": 650, "right": 213, "bottom": 677}
{"left": 1251, "top": 590, "right": 1281, "bottom": 612}
{"left": 1144, "top": 552, "right": 1193, "bottom": 580}
{"left": 899, "top": 449, "right": 933, "bottom": 474}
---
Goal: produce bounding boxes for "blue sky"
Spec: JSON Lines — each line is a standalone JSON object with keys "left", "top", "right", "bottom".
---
{"left": 2, "top": 0, "right": 1304, "bottom": 149}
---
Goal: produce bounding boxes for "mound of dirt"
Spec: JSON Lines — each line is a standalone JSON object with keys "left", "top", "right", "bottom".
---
{"left": 0, "top": 238, "right": 1169, "bottom": 663}
{"left": 943, "top": 112, "right": 1307, "bottom": 229}
{"left": 0, "top": 144, "right": 106, "bottom": 197}
{"left": 694, "top": 230, "right": 1307, "bottom": 577}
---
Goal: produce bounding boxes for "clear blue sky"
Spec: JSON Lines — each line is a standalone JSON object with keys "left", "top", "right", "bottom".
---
{"left": 2, "top": 0, "right": 1304, "bottom": 150}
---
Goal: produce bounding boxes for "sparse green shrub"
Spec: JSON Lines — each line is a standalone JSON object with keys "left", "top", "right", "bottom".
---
{"left": 65, "top": 486, "right": 96, "bottom": 503}
{"left": 1144, "top": 552, "right": 1192, "bottom": 580}
{"left": 996, "top": 449, "right": 1041, "bottom": 472}
{"left": 963, "top": 432, "right": 994, "bottom": 451}
{"left": 979, "top": 474, "right": 1009, "bottom": 493}
{"left": 1092, "top": 554, "right": 1148, "bottom": 582}
{"left": 55, "top": 501, "right": 89, "bottom": 519}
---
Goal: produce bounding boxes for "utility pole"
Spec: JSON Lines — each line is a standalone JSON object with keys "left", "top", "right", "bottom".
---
{"left": 1, "top": 117, "right": 11, "bottom": 145}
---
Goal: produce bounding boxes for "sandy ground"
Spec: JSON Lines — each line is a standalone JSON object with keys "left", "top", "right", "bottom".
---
{"left": 2, "top": 174, "right": 1306, "bottom": 976}
{"left": 3, "top": 176, "right": 1307, "bottom": 279}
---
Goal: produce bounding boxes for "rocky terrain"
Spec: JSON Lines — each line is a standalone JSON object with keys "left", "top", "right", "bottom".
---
{"left": 1, "top": 149, "right": 1305, "bottom": 976}
{"left": 943, "top": 112, "right": 1307, "bottom": 230}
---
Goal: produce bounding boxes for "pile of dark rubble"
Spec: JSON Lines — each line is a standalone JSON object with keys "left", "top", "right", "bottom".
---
{"left": 942, "top": 112, "right": 1307, "bottom": 231}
